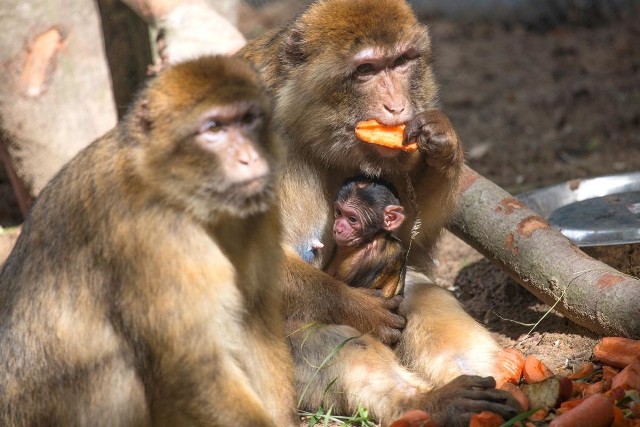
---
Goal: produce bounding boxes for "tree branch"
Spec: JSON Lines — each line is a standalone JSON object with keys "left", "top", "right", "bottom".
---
{"left": 449, "top": 166, "right": 640, "bottom": 338}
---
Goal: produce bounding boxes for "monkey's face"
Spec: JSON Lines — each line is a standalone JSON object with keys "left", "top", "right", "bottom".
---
{"left": 275, "top": 0, "right": 437, "bottom": 176}
{"left": 190, "top": 101, "right": 277, "bottom": 215}
{"left": 130, "top": 56, "right": 282, "bottom": 221}
{"left": 333, "top": 201, "right": 374, "bottom": 247}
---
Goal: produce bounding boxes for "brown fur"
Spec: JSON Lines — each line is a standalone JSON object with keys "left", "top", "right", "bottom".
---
{"left": 325, "top": 178, "right": 407, "bottom": 298}
{"left": 0, "top": 56, "right": 297, "bottom": 427}
{"left": 328, "top": 236, "right": 406, "bottom": 298}
{"left": 238, "top": 1, "right": 519, "bottom": 425}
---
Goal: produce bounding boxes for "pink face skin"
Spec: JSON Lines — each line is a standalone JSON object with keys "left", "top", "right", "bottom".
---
{"left": 333, "top": 201, "right": 406, "bottom": 248}
{"left": 333, "top": 204, "right": 364, "bottom": 247}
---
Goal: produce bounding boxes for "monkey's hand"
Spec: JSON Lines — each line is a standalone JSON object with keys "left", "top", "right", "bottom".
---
{"left": 422, "top": 375, "right": 520, "bottom": 427}
{"left": 347, "top": 288, "right": 406, "bottom": 345}
{"left": 404, "top": 109, "right": 463, "bottom": 172}
{"left": 282, "top": 252, "right": 405, "bottom": 345}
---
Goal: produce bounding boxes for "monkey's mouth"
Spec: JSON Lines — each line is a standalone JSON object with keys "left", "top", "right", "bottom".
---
{"left": 368, "top": 144, "right": 403, "bottom": 159}
{"left": 216, "top": 175, "right": 275, "bottom": 217}
{"left": 213, "top": 175, "right": 273, "bottom": 203}
{"left": 235, "top": 175, "right": 271, "bottom": 194}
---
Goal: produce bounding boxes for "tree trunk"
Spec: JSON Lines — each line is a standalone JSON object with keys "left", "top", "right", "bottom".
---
{"left": 120, "top": 0, "right": 246, "bottom": 67}
{"left": 449, "top": 166, "right": 640, "bottom": 338}
{"left": 0, "top": 0, "right": 117, "bottom": 208}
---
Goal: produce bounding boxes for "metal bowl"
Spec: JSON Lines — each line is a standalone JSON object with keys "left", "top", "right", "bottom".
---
{"left": 517, "top": 172, "right": 640, "bottom": 277}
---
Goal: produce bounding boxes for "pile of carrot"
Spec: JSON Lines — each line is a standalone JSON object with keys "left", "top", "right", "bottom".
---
{"left": 388, "top": 337, "right": 639, "bottom": 427}
{"left": 471, "top": 337, "right": 640, "bottom": 426}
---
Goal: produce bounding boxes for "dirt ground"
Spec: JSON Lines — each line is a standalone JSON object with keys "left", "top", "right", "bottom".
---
{"left": 1, "top": 1, "right": 639, "bottom": 424}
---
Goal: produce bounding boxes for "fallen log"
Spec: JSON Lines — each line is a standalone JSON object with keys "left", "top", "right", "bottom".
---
{"left": 448, "top": 166, "right": 640, "bottom": 338}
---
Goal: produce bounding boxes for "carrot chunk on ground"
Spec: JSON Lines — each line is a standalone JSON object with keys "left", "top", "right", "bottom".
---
{"left": 567, "top": 362, "right": 595, "bottom": 380}
{"left": 594, "top": 337, "right": 640, "bottom": 369}
{"left": 549, "top": 393, "right": 614, "bottom": 427}
{"left": 469, "top": 411, "right": 504, "bottom": 427}
{"left": 494, "top": 347, "right": 525, "bottom": 387}
{"left": 523, "top": 354, "right": 554, "bottom": 384}
{"left": 389, "top": 410, "right": 436, "bottom": 427}
{"left": 611, "top": 358, "right": 640, "bottom": 391}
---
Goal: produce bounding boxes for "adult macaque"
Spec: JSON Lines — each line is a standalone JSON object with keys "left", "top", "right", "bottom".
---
{"left": 239, "top": 0, "right": 517, "bottom": 425}
{"left": 325, "top": 177, "right": 407, "bottom": 298}
{"left": 0, "top": 56, "right": 297, "bottom": 427}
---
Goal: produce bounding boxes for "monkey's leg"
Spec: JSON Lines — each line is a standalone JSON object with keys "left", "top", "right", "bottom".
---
{"left": 242, "top": 322, "right": 298, "bottom": 427}
{"left": 151, "top": 353, "right": 281, "bottom": 427}
{"left": 395, "top": 271, "right": 502, "bottom": 387}
{"left": 287, "top": 322, "right": 429, "bottom": 426}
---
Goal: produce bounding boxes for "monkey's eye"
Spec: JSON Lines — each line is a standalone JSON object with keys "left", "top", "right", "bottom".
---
{"left": 393, "top": 54, "right": 410, "bottom": 68}
{"left": 334, "top": 208, "right": 341, "bottom": 218}
{"left": 202, "top": 120, "right": 223, "bottom": 133}
{"left": 348, "top": 216, "right": 358, "bottom": 224}
{"left": 241, "top": 113, "right": 254, "bottom": 124}
{"left": 241, "top": 111, "right": 260, "bottom": 125}
{"left": 355, "top": 63, "right": 376, "bottom": 76}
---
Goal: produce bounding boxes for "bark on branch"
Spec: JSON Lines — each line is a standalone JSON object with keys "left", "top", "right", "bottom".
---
{"left": 448, "top": 166, "right": 640, "bottom": 338}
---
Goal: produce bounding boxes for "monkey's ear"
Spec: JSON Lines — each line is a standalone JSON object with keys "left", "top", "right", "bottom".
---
{"left": 383, "top": 205, "right": 405, "bottom": 231}
{"left": 283, "top": 25, "right": 306, "bottom": 66}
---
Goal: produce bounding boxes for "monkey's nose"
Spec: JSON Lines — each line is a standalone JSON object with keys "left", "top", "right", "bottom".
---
{"left": 229, "top": 144, "right": 269, "bottom": 183}
{"left": 384, "top": 102, "right": 405, "bottom": 115}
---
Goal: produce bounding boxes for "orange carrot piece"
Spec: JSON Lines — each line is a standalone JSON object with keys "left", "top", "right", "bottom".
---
{"left": 355, "top": 120, "right": 418, "bottom": 152}
{"left": 560, "top": 398, "right": 586, "bottom": 410}
{"left": 500, "top": 382, "right": 529, "bottom": 411}
{"left": 571, "top": 381, "right": 588, "bottom": 396}
{"left": 567, "top": 362, "right": 595, "bottom": 380}
{"left": 604, "top": 365, "right": 621, "bottom": 383}
{"left": 594, "top": 337, "right": 640, "bottom": 369}
{"left": 613, "top": 405, "right": 635, "bottom": 427}
{"left": 549, "top": 393, "right": 614, "bottom": 427}
{"left": 495, "top": 348, "right": 525, "bottom": 387}
{"left": 606, "top": 386, "right": 626, "bottom": 401}
{"left": 389, "top": 410, "right": 436, "bottom": 427}
{"left": 528, "top": 408, "right": 549, "bottom": 421}
{"left": 581, "top": 380, "right": 605, "bottom": 397}
{"left": 612, "top": 358, "right": 640, "bottom": 390}
{"left": 469, "top": 411, "right": 505, "bottom": 427}
{"left": 631, "top": 401, "right": 640, "bottom": 418}
{"left": 523, "top": 355, "right": 554, "bottom": 384}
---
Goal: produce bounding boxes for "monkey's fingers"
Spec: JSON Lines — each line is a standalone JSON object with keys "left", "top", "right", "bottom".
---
{"left": 384, "top": 294, "right": 404, "bottom": 312}
{"left": 388, "top": 312, "right": 406, "bottom": 329}
{"left": 378, "top": 326, "right": 403, "bottom": 346}
{"left": 448, "top": 375, "right": 496, "bottom": 390}
{"left": 405, "top": 110, "right": 462, "bottom": 171}
{"left": 456, "top": 401, "right": 518, "bottom": 421}
{"left": 403, "top": 116, "right": 430, "bottom": 144}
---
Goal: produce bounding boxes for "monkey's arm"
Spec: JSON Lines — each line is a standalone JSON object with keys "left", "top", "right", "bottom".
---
{"left": 404, "top": 109, "right": 465, "bottom": 269}
{"left": 282, "top": 248, "right": 405, "bottom": 345}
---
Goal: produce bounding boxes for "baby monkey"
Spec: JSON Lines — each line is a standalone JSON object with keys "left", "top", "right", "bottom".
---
{"left": 325, "top": 177, "right": 408, "bottom": 298}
